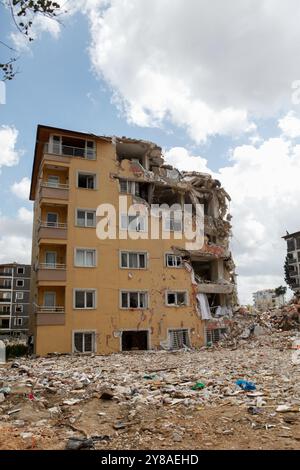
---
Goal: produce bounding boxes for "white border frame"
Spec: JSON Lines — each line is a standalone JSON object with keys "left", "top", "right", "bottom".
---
{"left": 73, "top": 288, "right": 97, "bottom": 310}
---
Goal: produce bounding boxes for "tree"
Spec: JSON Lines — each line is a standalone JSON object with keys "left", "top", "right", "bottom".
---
{"left": 1, "top": 1, "right": 62, "bottom": 81}
{"left": 275, "top": 284, "right": 287, "bottom": 306}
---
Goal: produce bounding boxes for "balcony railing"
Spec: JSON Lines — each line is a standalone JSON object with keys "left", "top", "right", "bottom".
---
{"left": 0, "top": 270, "right": 12, "bottom": 276}
{"left": 0, "top": 309, "right": 10, "bottom": 315}
{"left": 0, "top": 283, "right": 12, "bottom": 289}
{"left": 40, "top": 181, "right": 69, "bottom": 190}
{"left": 0, "top": 297, "right": 11, "bottom": 302}
{"left": 44, "top": 143, "right": 96, "bottom": 160}
{"left": 39, "top": 263, "right": 66, "bottom": 270}
{"left": 39, "top": 220, "right": 68, "bottom": 229}
{"left": 36, "top": 305, "right": 65, "bottom": 313}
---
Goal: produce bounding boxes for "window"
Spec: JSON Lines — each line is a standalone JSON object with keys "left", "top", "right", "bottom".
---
{"left": 46, "top": 213, "right": 58, "bottom": 227}
{"left": 4, "top": 279, "right": 11, "bottom": 287}
{"left": 16, "top": 292, "right": 24, "bottom": 300}
{"left": 166, "top": 254, "right": 183, "bottom": 268}
{"left": 287, "top": 238, "right": 295, "bottom": 252}
{"left": 206, "top": 328, "right": 227, "bottom": 344}
{"left": 15, "top": 305, "right": 23, "bottom": 313}
{"left": 74, "top": 290, "right": 96, "bottom": 309}
{"left": 2, "top": 306, "right": 10, "bottom": 313}
{"left": 44, "top": 292, "right": 56, "bottom": 307}
{"left": 4, "top": 267, "right": 12, "bottom": 274}
{"left": 16, "top": 280, "right": 24, "bottom": 287}
{"left": 297, "top": 238, "right": 300, "bottom": 250}
{"left": 77, "top": 173, "right": 96, "bottom": 189}
{"left": 47, "top": 175, "right": 60, "bottom": 187}
{"left": 120, "top": 214, "right": 146, "bottom": 232}
{"left": 164, "top": 213, "right": 182, "bottom": 232}
{"left": 17, "top": 267, "right": 25, "bottom": 275}
{"left": 75, "top": 249, "right": 96, "bottom": 267}
{"left": 169, "top": 329, "right": 190, "bottom": 349}
{"left": 121, "top": 291, "right": 148, "bottom": 309}
{"left": 120, "top": 252, "right": 147, "bottom": 269}
{"left": 50, "top": 136, "right": 96, "bottom": 160}
{"left": 45, "top": 252, "right": 57, "bottom": 267}
{"left": 119, "top": 179, "right": 140, "bottom": 196}
{"left": 14, "top": 318, "right": 23, "bottom": 326}
{"left": 73, "top": 332, "right": 95, "bottom": 353}
{"left": 76, "top": 209, "right": 96, "bottom": 227}
{"left": 166, "top": 291, "right": 188, "bottom": 306}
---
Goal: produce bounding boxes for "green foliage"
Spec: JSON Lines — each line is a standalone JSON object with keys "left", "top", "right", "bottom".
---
{"left": 6, "top": 343, "right": 28, "bottom": 358}
{"left": 1, "top": 0, "right": 62, "bottom": 80}
{"left": 275, "top": 285, "right": 287, "bottom": 297}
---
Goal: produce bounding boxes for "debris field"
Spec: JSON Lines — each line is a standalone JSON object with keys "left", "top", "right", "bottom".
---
{"left": 1, "top": 326, "right": 300, "bottom": 450}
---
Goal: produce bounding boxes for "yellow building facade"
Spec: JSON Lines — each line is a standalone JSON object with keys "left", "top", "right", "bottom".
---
{"left": 29, "top": 125, "right": 236, "bottom": 355}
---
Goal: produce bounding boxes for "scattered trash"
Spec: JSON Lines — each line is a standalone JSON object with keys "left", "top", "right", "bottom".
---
{"left": 191, "top": 382, "right": 205, "bottom": 390}
{"left": 235, "top": 380, "right": 256, "bottom": 391}
{"left": 113, "top": 421, "right": 127, "bottom": 430}
{"left": 248, "top": 406, "right": 262, "bottom": 415}
{"left": 65, "top": 437, "right": 94, "bottom": 450}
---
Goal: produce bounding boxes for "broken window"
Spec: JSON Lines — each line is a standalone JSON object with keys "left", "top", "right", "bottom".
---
{"left": 122, "top": 331, "right": 148, "bottom": 351}
{"left": 77, "top": 173, "right": 96, "bottom": 189}
{"left": 166, "top": 254, "right": 182, "bottom": 268}
{"left": 121, "top": 291, "right": 148, "bottom": 309}
{"left": 287, "top": 239, "right": 295, "bottom": 252}
{"left": 74, "top": 290, "right": 96, "bottom": 309}
{"left": 121, "top": 252, "right": 147, "bottom": 269}
{"left": 119, "top": 179, "right": 140, "bottom": 196}
{"left": 166, "top": 291, "right": 188, "bottom": 306}
{"left": 169, "top": 329, "right": 190, "bottom": 349}
{"left": 74, "top": 332, "right": 95, "bottom": 353}
{"left": 206, "top": 328, "right": 227, "bottom": 345}
{"left": 50, "top": 135, "right": 95, "bottom": 159}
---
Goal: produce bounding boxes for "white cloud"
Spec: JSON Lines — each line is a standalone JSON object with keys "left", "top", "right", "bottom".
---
{"left": 165, "top": 147, "right": 211, "bottom": 173}
{"left": 165, "top": 125, "right": 300, "bottom": 304}
{"left": 78, "top": 0, "right": 300, "bottom": 142}
{"left": 0, "top": 208, "right": 33, "bottom": 264}
{"left": 11, "top": 177, "right": 31, "bottom": 200}
{"left": 0, "top": 126, "right": 20, "bottom": 169}
{"left": 278, "top": 111, "right": 300, "bottom": 138}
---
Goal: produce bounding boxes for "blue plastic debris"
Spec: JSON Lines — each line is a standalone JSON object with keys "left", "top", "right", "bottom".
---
{"left": 235, "top": 379, "right": 256, "bottom": 391}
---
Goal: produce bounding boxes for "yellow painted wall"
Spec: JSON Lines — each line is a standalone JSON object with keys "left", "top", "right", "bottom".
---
{"left": 34, "top": 137, "right": 206, "bottom": 355}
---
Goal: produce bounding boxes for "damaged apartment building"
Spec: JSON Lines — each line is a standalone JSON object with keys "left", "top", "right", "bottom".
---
{"left": 29, "top": 125, "right": 237, "bottom": 356}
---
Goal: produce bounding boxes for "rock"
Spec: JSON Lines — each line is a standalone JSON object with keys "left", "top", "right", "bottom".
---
{"left": 65, "top": 437, "right": 94, "bottom": 450}
{"left": 100, "top": 389, "right": 114, "bottom": 400}
{"left": 172, "top": 432, "right": 183, "bottom": 442}
{"left": 0, "top": 393, "right": 5, "bottom": 403}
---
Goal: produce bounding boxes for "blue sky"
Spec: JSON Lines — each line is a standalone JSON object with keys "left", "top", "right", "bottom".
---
{"left": 1, "top": 0, "right": 300, "bottom": 303}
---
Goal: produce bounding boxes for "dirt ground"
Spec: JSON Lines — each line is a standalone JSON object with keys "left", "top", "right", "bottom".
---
{"left": 1, "top": 332, "right": 300, "bottom": 450}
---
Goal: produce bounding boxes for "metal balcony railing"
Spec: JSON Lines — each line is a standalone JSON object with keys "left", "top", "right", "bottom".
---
{"left": 38, "top": 263, "right": 66, "bottom": 270}
{"left": 40, "top": 181, "right": 69, "bottom": 190}
{"left": 0, "top": 297, "right": 11, "bottom": 302}
{"left": 39, "top": 220, "right": 68, "bottom": 229}
{"left": 0, "top": 283, "right": 12, "bottom": 289}
{"left": 0, "top": 270, "right": 12, "bottom": 276}
{"left": 44, "top": 143, "right": 96, "bottom": 160}
{"left": 0, "top": 309, "right": 10, "bottom": 315}
{"left": 36, "top": 305, "right": 65, "bottom": 313}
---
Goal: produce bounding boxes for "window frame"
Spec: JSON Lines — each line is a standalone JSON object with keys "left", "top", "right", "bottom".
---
{"left": 165, "top": 253, "right": 183, "bottom": 268}
{"left": 74, "top": 248, "right": 97, "bottom": 267}
{"left": 120, "top": 251, "right": 147, "bottom": 269}
{"left": 73, "top": 289, "right": 97, "bottom": 310}
{"left": 72, "top": 331, "right": 96, "bottom": 353}
{"left": 16, "top": 279, "right": 24, "bottom": 287}
{"left": 15, "top": 305, "right": 23, "bottom": 313}
{"left": 120, "top": 290, "right": 149, "bottom": 309}
{"left": 120, "top": 213, "right": 147, "bottom": 232}
{"left": 14, "top": 317, "right": 23, "bottom": 326}
{"left": 17, "top": 267, "right": 25, "bottom": 275}
{"left": 75, "top": 208, "right": 96, "bottom": 228}
{"left": 15, "top": 292, "right": 24, "bottom": 300}
{"left": 165, "top": 290, "right": 189, "bottom": 307}
{"left": 77, "top": 171, "right": 97, "bottom": 190}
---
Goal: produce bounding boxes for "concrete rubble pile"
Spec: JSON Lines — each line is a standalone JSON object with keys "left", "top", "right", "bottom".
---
{"left": 1, "top": 331, "right": 300, "bottom": 449}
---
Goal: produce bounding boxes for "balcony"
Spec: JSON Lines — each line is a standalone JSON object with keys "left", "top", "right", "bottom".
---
{"left": 196, "top": 282, "right": 234, "bottom": 295}
{"left": 38, "top": 220, "right": 67, "bottom": 241}
{"left": 35, "top": 305, "right": 65, "bottom": 326}
{"left": 37, "top": 263, "right": 66, "bottom": 282}
{"left": 39, "top": 181, "right": 69, "bottom": 201}
{"left": 44, "top": 142, "right": 96, "bottom": 160}
{"left": 0, "top": 296, "right": 11, "bottom": 303}
{"left": 0, "top": 282, "right": 11, "bottom": 289}
{"left": 0, "top": 269, "right": 12, "bottom": 277}
{"left": 0, "top": 308, "right": 10, "bottom": 316}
